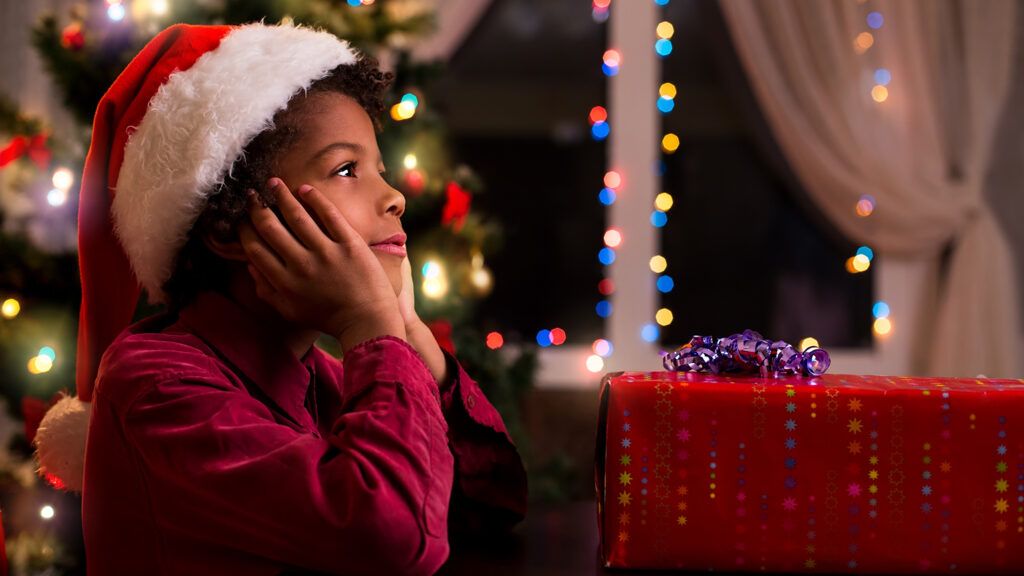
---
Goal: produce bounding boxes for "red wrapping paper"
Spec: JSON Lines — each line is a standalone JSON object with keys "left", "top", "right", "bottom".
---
{"left": 596, "top": 371, "right": 1024, "bottom": 573}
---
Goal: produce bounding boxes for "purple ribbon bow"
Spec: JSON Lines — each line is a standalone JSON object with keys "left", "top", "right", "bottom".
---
{"left": 663, "top": 329, "right": 830, "bottom": 378}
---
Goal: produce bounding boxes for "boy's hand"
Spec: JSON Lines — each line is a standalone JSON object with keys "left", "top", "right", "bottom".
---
{"left": 397, "top": 256, "right": 419, "bottom": 328}
{"left": 238, "top": 178, "right": 405, "bottom": 352}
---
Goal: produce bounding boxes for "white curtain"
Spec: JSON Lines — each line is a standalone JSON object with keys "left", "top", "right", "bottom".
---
{"left": 720, "top": 0, "right": 1021, "bottom": 377}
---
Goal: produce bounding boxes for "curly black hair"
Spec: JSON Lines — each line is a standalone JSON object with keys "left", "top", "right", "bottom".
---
{"left": 161, "top": 56, "right": 394, "bottom": 313}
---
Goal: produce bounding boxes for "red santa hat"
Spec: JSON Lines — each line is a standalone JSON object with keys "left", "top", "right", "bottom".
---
{"left": 33, "top": 22, "right": 358, "bottom": 492}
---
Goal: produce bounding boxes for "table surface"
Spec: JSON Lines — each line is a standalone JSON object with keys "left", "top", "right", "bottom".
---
{"left": 438, "top": 501, "right": 674, "bottom": 576}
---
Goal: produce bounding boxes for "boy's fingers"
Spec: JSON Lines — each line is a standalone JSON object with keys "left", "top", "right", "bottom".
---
{"left": 247, "top": 187, "right": 308, "bottom": 267}
{"left": 238, "top": 221, "right": 287, "bottom": 286}
{"left": 295, "top": 184, "right": 364, "bottom": 247}
{"left": 266, "top": 179, "right": 330, "bottom": 252}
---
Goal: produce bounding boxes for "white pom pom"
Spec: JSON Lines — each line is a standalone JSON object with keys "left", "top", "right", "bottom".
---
{"left": 34, "top": 394, "right": 91, "bottom": 493}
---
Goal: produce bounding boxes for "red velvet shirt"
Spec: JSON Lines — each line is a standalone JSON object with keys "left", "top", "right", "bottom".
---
{"left": 82, "top": 290, "right": 527, "bottom": 575}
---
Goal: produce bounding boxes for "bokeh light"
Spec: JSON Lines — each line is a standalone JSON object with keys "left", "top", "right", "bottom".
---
{"left": 655, "top": 38, "right": 673, "bottom": 57}
{"left": 536, "top": 329, "right": 552, "bottom": 347}
{"left": 854, "top": 32, "right": 875, "bottom": 53}
{"left": 655, "top": 308, "right": 674, "bottom": 326}
{"left": 1, "top": 298, "right": 20, "bottom": 319}
{"left": 598, "top": 278, "right": 615, "bottom": 296}
{"left": 656, "top": 21, "right": 675, "bottom": 39}
{"left": 598, "top": 187, "right": 617, "bottom": 206}
{"left": 661, "top": 133, "right": 680, "bottom": 153}
{"left": 604, "top": 228, "right": 623, "bottom": 248}
{"left": 650, "top": 210, "right": 668, "bottom": 228}
{"left": 873, "top": 317, "right": 893, "bottom": 337}
{"left": 657, "top": 97, "right": 675, "bottom": 113}
{"left": 598, "top": 247, "right": 616, "bottom": 265}
{"left": 649, "top": 255, "right": 667, "bottom": 273}
{"left": 486, "top": 332, "right": 504, "bottom": 350}
{"left": 593, "top": 339, "right": 614, "bottom": 358}
{"left": 550, "top": 328, "right": 567, "bottom": 346}
{"left": 596, "top": 300, "right": 613, "bottom": 318}
{"left": 856, "top": 194, "right": 875, "bottom": 217}
{"left": 655, "top": 192, "right": 674, "bottom": 212}
{"left": 872, "top": 301, "right": 890, "bottom": 319}
{"left": 640, "top": 323, "right": 660, "bottom": 343}
{"left": 604, "top": 171, "right": 622, "bottom": 189}
{"left": 656, "top": 275, "right": 675, "bottom": 293}
{"left": 586, "top": 354, "right": 605, "bottom": 373}
{"left": 51, "top": 167, "right": 74, "bottom": 191}
{"left": 866, "top": 11, "right": 884, "bottom": 29}
{"left": 874, "top": 68, "right": 892, "bottom": 86}
{"left": 871, "top": 85, "right": 889, "bottom": 103}
{"left": 659, "top": 83, "right": 677, "bottom": 100}
{"left": 799, "top": 337, "right": 819, "bottom": 351}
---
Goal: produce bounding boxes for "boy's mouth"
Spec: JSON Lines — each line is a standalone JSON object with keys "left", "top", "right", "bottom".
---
{"left": 370, "top": 233, "right": 407, "bottom": 257}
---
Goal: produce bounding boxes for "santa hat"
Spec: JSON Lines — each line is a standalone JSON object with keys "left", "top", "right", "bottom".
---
{"left": 33, "top": 22, "right": 358, "bottom": 492}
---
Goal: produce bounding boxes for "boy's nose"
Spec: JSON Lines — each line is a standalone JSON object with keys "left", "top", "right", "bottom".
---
{"left": 383, "top": 184, "right": 405, "bottom": 219}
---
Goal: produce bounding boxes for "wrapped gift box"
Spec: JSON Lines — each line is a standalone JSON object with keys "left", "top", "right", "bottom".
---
{"left": 596, "top": 371, "right": 1024, "bottom": 573}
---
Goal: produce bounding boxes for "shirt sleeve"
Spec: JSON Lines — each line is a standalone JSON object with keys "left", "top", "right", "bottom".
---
{"left": 119, "top": 335, "right": 453, "bottom": 576}
{"left": 436, "top": 350, "right": 528, "bottom": 534}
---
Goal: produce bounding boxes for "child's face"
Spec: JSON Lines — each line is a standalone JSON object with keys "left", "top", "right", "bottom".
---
{"left": 273, "top": 92, "right": 406, "bottom": 296}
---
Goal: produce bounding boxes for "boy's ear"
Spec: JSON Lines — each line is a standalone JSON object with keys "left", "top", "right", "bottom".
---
{"left": 201, "top": 230, "right": 248, "bottom": 263}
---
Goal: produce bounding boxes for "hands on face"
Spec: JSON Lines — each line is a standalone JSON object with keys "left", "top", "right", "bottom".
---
{"left": 237, "top": 178, "right": 405, "bottom": 351}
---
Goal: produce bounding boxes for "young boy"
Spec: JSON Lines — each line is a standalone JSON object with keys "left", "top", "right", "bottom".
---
{"left": 33, "top": 22, "right": 526, "bottom": 575}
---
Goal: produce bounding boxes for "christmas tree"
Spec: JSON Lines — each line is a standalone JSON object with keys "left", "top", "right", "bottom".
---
{"left": 1, "top": 1, "right": 538, "bottom": 572}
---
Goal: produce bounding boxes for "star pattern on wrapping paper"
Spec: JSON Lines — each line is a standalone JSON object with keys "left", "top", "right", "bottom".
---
{"left": 623, "top": 423, "right": 631, "bottom": 432}
{"left": 677, "top": 501, "right": 688, "bottom": 512}
{"left": 996, "top": 479, "right": 1009, "bottom": 493}
{"left": 677, "top": 515, "right": 688, "bottom": 526}
{"left": 995, "top": 498, "right": 1009, "bottom": 514}
{"left": 997, "top": 461, "right": 1008, "bottom": 473}
{"left": 869, "top": 455, "right": 879, "bottom": 465}
{"left": 621, "top": 438, "right": 631, "bottom": 449}
{"left": 784, "top": 419, "right": 797, "bottom": 431}
{"left": 868, "top": 469, "right": 879, "bottom": 480}
{"left": 847, "top": 483, "right": 862, "bottom": 497}
{"left": 996, "top": 520, "right": 1008, "bottom": 532}
{"left": 618, "top": 531, "right": 629, "bottom": 542}
{"left": 677, "top": 485, "right": 689, "bottom": 497}
{"left": 786, "top": 388, "right": 796, "bottom": 398}
{"left": 847, "top": 398, "right": 863, "bottom": 412}
{"left": 848, "top": 441, "right": 862, "bottom": 455}
{"left": 620, "top": 455, "right": 632, "bottom": 466}
{"left": 940, "top": 461, "right": 952, "bottom": 473}
{"left": 997, "top": 444, "right": 1007, "bottom": 455}
{"left": 619, "top": 512, "right": 631, "bottom": 525}
{"left": 677, "top": 428, "right": 691, "bottom": 442}
{"left": 619, "top": 472, "right": 632, "bottom": 486}
{"left": 847, "top": 419, "right": 863, "bottom": 434}
{"left": 782, "top": 497, "right": 798, "bottom": 511}
{"left": 785, "top": 438, "right": 797, "bottom": 450}
{"left": 921, "top": 485, "right": 932, "bottom": 496}
{"left": 785, "top": 402, "right": 797, "bottom": 413}
{"left": 619, "top": 492, "right": 632, "bottom": 506}
{"left": 806, "top": 544, "right": 816, "bottom": 554}
{"left": 804, "top": 559, "right": 816, "bottom": 569}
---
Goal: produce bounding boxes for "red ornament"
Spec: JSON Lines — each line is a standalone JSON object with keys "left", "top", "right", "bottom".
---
{"left": 61, "top": 22, "right": 85, "bottom": 51}
{"left": 441, "top": 181, "right": 471, "bottom": 231}
{"left": 404, "top": 169, "right": 424, "bottom": 195}
{"left": 0, "top": 134, "right": 50, "bottom": 169}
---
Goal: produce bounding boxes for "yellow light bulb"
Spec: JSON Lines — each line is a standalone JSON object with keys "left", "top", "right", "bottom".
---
{"left": 403, "top": 154, "right": 418, "bottom": 170}
{"left": 655, "top": 308, "right": 674, "bottom": 326}
{"left": 1, "top": 298, "right": 20, "bottom": 319}
{"left": 659, "top": 82, "right": 677, "bottom": 100}
{"left": 871, "top": 85, "right": 889, "bottom": 103}
{"left": 661, "top": 133, "right": 680, "bottom": 153}
{"left": 655, "top": 192, "right": 674, "bottom": 212}
{"left": 649, "top": 255, "right": 667, "bottom": 273}
{"left": 873, "top": 317, "right": 892, "bottom": 337}
{"left": 656, "top": 21, "right": 675, "bottom": 40}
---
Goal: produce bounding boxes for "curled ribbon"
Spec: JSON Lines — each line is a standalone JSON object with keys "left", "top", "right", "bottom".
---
{"left": 663, "top": 329, "right": 830, "bottom": 377}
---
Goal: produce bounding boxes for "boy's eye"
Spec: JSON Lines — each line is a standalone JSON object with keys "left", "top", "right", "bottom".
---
{"left": 335, "top": 162, "right": 356, "bottom": 177}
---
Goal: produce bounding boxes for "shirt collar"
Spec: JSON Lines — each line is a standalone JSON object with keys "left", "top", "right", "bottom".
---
{"left": 177, "top": 290, "right": 316, "bottom": 427}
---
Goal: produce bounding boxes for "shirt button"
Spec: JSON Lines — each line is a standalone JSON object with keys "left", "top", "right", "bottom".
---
{"left": 465, "top": 393, "right": 476, "bottom": 410}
